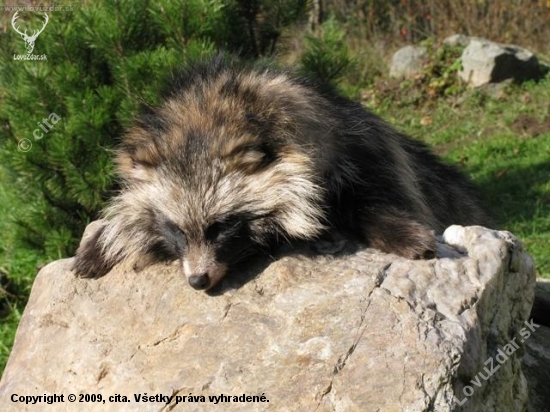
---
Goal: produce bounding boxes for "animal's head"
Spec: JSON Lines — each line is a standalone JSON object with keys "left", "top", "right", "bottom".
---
{"left": 74, "top": 60, "right": 329, "bottom": 290}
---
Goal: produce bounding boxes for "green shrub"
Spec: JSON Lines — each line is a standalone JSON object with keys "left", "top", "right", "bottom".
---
{"left": 0, "top": 0, "right": 308, "bottom": 372}
{"left": 300, "top": 17, "right": 356, "bottom": 85}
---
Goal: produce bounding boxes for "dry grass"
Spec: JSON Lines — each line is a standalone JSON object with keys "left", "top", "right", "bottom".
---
{"left": 323, "top": 0, "right": 550, "bottom": 53}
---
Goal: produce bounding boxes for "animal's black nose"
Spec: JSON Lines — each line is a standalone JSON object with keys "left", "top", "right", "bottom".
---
{"left": 188, "top": 274, "right": 210, "bottom": 290}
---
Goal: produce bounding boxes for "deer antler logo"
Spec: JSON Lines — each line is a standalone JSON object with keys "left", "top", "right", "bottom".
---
{"left": 11, "top": 12, "right": 49, "bottom": 55}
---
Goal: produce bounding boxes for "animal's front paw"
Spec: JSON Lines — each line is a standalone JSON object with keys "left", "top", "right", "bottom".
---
{"left": 396, "top": 228, "right": 437, "bottom": 260}
{"left": 361, "top": 210, "right": 437, "bottom": 260}
{"left": 72, "top": 222, "right": 115, "bottom": 278}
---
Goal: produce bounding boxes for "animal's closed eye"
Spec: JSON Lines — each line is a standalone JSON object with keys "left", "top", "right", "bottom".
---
{"left": 206, "top": 217, "right": 244, "bottom": 242}
{"left": 160, "top": 219, "right": 187, "bottom": 253}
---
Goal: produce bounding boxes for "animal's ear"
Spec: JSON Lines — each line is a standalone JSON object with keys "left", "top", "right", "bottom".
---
{"left": 222, "top": 140, "right": 279, "bottom": 174}
{"left": 72, "top": 223, "right": 117, "bottom": 278}
{"left": 115, "top": 126, "right": 161, "bottom": 182}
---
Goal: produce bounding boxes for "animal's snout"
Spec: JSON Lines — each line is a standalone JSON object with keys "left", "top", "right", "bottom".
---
{"left": 188, "top": 273, "right": 211, "bottom": 290}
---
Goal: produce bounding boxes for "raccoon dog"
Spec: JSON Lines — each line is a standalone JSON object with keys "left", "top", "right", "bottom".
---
{"left": 73, "top": 56, "right": 489, "bottom": 290}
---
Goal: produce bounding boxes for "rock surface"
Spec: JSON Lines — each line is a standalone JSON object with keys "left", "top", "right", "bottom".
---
{"left": 389, "top": 45, "right": 427, "bottom": 78}
{"left": 459, "top": 38, "right": 540, "bottom": 87}
{"left": 0, "top": 225, "right": 537, "bottom": 411}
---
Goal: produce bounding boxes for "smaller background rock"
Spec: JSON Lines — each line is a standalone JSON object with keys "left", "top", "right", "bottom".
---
{"left": 389, "top": 45, "right": 427, "bottom": 79}
{"left": 459, "top": 38, "right": 540, "bottom": 87}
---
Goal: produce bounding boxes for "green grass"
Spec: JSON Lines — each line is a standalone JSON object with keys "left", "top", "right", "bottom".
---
{"left": 369, "top": 78, "right": 550, "bottom": 277}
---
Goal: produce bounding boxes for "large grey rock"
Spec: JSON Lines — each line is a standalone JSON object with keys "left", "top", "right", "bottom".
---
{"left": 389, "top": 45, "right": 427, "bottom": 78}
{"left": 459, "top": 38, "right": 540, "bottom": 87}
{"left": 0, "top": 225, "right": 537, "bottom": 411}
